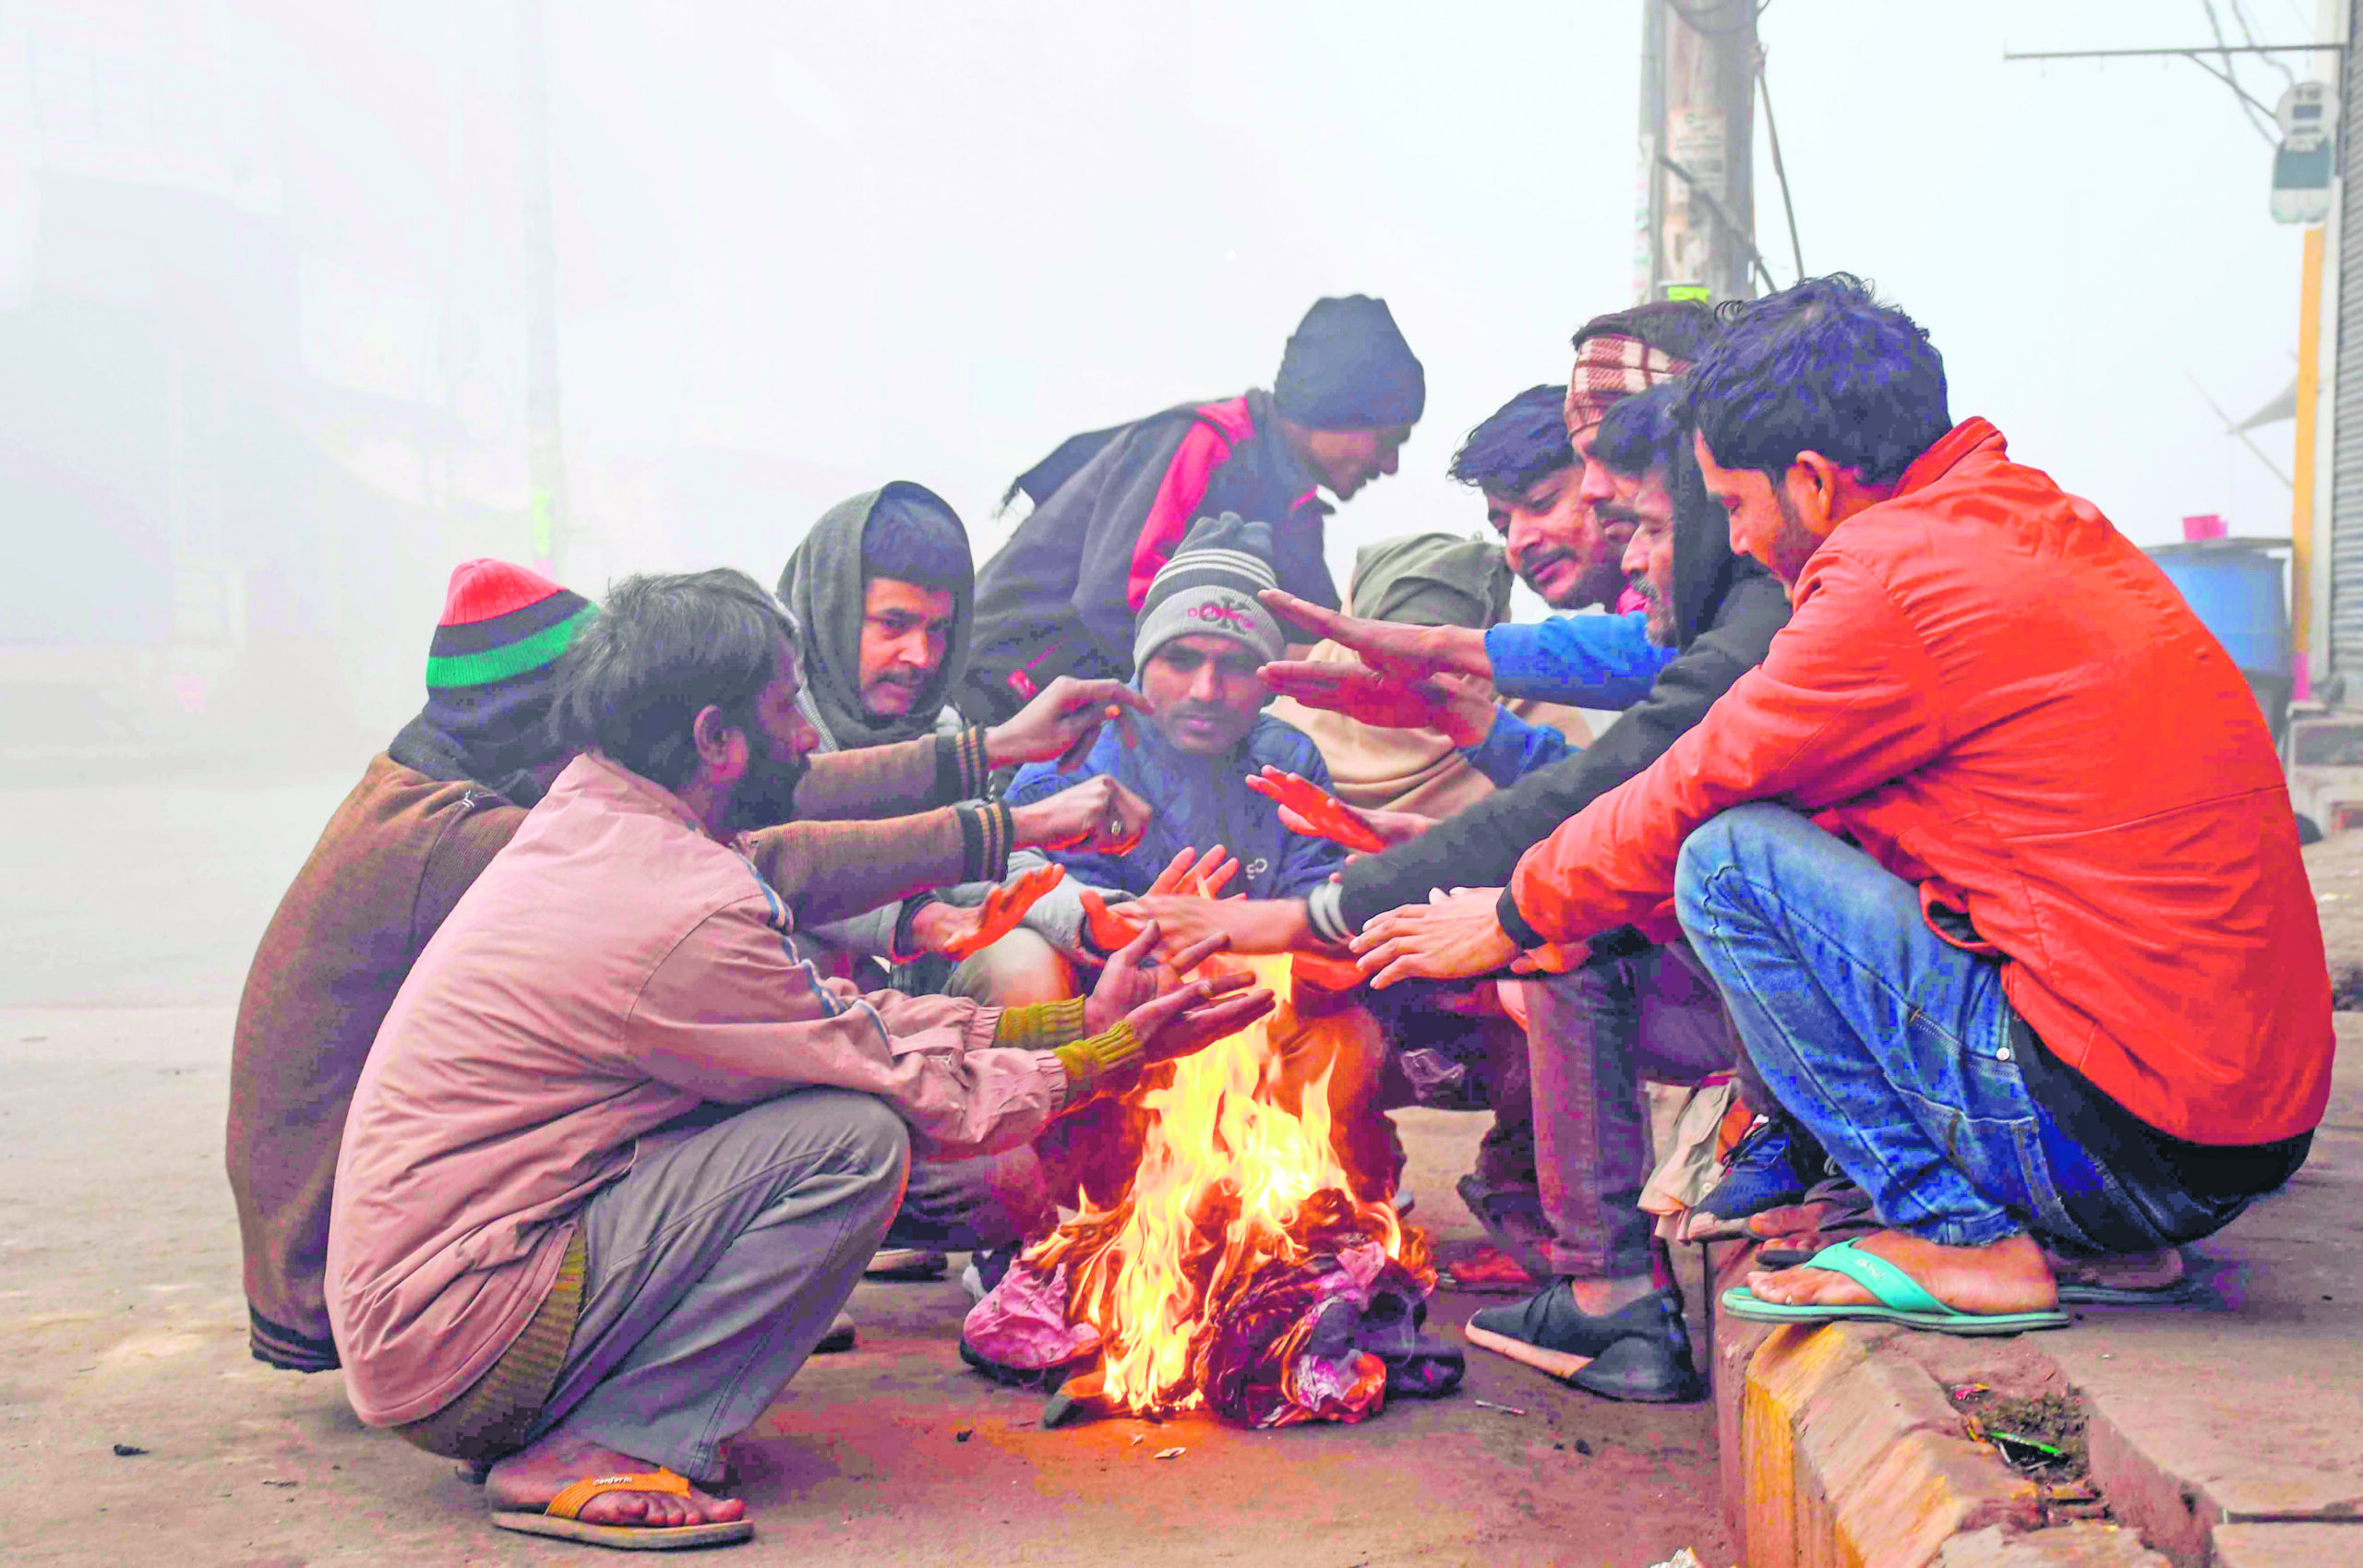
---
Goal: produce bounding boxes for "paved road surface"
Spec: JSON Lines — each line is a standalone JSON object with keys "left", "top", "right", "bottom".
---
{"left": 0, "top": 771, "right": 1733, "bottom": 1566}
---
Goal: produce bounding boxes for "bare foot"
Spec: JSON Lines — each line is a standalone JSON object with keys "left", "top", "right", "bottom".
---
{"left": 486, "top": 1430, "right": 745, "bottom": 1530}
{"left": 2045, "top": 1248, "right": 2184, "bottom": 1292}
{"left": 1745, "top": 1230, "right": 2057, "bottom": 1315}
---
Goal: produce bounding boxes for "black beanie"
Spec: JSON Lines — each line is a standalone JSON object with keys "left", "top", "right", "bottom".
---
{"left": 1273, "top": 294, "right": 1425, "bottom": 431}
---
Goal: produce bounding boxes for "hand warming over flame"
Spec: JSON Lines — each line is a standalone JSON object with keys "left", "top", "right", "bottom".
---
{"left": 1257, "top": 588, "right": 1493, "bottom": 682}
{"left": 1083, "top": 920, "right": 1232, "bottom": 1037}
{"left": 909, "top": 863, "right": 1064, "bottom": 961}
{"left": 1057, "top": 921, "right": 1274, "bottom": 1095}
{"left": 986, "top": 676, "right": 1147, "bottom": 771}
{"left": 1350, "top": 886, "right": 1520, "bottom": 988}
{"left": 1077, "top": 845, "right": 1241, "bottom": 959}
{"left": 1009, "top": 775, "right": 1153, "bottom": 856}
{"left": 1244, "top": 768, "right": 1388, "bottom": 853}
{"left": 1256, "top": 662, "right": 1494, "bottom": 748}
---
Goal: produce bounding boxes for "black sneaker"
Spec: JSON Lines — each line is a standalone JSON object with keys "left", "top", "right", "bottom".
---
{"left": 1684, "top": 1117, "right": 1824, "bottom": 1241}
{"left": 1464, "top": 1285, "right": 1705, "bottom": 1403}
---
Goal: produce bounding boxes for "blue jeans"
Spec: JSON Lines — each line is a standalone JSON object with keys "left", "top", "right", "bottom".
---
{"left": 1674, "top": 805, "right": 2102, "bottom": 1250}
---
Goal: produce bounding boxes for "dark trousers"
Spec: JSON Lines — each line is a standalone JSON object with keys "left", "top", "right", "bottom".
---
{"left": 1525, "top": 942, "right": 1739, "bottom": 1279}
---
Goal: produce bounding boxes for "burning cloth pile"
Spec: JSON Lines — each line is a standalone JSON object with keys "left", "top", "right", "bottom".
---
{"left": 961, "top": 955, "right": 1464, "bottom": 1428}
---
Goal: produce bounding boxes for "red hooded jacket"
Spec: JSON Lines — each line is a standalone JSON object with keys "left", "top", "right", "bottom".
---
{"left": 1505, "top": 419, "right": 2333, "bottom": 1146}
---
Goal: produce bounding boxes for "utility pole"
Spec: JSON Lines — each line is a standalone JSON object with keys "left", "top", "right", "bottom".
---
{"left": 1636, "top": 0, "right": 1761, "bottom": 306}
{"left": 518, "top": 0, "right": 569, "bottom": 579}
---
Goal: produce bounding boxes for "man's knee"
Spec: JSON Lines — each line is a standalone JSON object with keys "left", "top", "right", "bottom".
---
{"left": 832, "top": 1093, "right": 913, "bottom": 1189}
{"left": 735, "top": 1088, "right": 912, "bottom": 1199}
{"left": 948, "top": 928, "right": 1075, "bottom": 1006}
{"left": 1674, "top": 804, "right": 1795, "bottom": 934}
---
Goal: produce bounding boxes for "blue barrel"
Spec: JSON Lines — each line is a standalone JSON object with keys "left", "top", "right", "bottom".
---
{"left": 2147, "top": 542, "right": 2292, "bottom": 676}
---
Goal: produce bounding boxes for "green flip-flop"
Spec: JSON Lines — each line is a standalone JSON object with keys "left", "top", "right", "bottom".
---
{"left": 1721, "top": 1238, "right": 2071, "bottom": 1337}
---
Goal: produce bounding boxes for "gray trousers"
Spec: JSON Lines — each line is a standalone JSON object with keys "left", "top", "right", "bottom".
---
{"left": 1526, "top": 941, "right": 1744, "bottom": 1279}
{"left": 523, "top": 1088, "right": 910, "bottom": 1484}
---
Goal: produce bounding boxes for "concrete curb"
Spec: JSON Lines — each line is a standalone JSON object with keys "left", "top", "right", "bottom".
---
{"left": 1715, "top": 1314, "right": 2047, "bottom": 1566}
{"left": 1708, "top": 1244, "right": 2171, "bottom": 1567}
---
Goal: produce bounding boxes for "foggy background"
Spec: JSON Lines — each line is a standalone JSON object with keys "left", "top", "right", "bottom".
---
{"left": 0, "top": 0, "right": 2319, "bottom": 767}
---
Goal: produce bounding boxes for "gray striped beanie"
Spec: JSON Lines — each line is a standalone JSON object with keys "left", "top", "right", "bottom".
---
{"left": 1134, "top": 512, "right": 1286, "bottom": 669}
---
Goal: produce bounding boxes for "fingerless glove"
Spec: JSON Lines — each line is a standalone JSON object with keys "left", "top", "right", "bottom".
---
{"left": 1051, "top": 1023, "right": 1142, "bottom": 1100}
{"left": 994, "top": 997, "right": 1087, "bottom": 1051}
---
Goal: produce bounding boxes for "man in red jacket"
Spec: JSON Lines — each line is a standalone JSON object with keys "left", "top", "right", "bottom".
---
{"left": 1355, "top": 273, "right": 2333, "bottom": 1339}
{"left": 962, "top": 295, "right": 1424, "bottom": 722}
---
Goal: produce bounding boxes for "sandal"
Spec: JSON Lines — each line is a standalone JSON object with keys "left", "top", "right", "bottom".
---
{"left": 1721, "top": 1239, "right": 2071, "bottom": 1338}
{"left": 490, "top": 1468, "right": 754, "bottom": 1550}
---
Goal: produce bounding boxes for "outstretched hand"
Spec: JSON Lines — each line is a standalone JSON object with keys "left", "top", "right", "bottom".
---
{"left": 1077, "top": 844, "right": 1240, "bottom": 956}
{"left": 1349, "top": 885, "right": 1520, "bottom": 988}
{"left": 1258, "top": 661, "right": 1493, "bottom": 746}
{"left": 1084, "top": 918, "right": 1233, "bottom": 1036}
{"left": 1245, "top": 767, "right": 1389, "bottom": 853}
{"left": 916, "top": 863, "right": 1066, "bottom": 961}
{"left": 1257, "top": 588, "right": 1492, "bottom": 680}
{"left": 987, "top": 676, "right": 1147, "bottom": 771}
{"left": 1124, "top": 968, "right": 1277, "bottom": 1070}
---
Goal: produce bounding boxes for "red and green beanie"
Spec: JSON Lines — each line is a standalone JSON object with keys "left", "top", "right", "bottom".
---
{"left": 402, "top": 559, "right": 596, "bottom": 791}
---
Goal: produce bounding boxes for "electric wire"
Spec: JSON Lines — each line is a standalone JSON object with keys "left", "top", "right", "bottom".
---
{"left": 2200, "top": 0, "right": 2288, "bottom": 140}
{"left": 1757, "top": 53, "right": 1805, "bottom": 282}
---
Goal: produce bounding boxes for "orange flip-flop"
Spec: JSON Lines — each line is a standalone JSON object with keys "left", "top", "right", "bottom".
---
{"left": 491, "top": 1467, "right": 753, "bottom": 1550}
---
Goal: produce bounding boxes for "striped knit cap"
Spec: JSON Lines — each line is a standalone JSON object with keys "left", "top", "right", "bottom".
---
{"left": 410, "top": 559, "right": 596, "bottom": 789}
{"left": 1564, "top": 333, "right": 1691, "bottom": 440}
{"left": 1134, "top": 512, "right": 1285, "bottom": 669}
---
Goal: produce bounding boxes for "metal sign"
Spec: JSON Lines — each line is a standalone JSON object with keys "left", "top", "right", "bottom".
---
{"left": 2274, "top": 133, "right": 2336, "bottom": 224}
{"left": 2278, "top": 80, "right": 2338, "bottom": 139}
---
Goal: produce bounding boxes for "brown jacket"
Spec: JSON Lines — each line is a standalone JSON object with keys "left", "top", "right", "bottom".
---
{"left": 228, "top": 732, "right": 1000, "bottom": 1370}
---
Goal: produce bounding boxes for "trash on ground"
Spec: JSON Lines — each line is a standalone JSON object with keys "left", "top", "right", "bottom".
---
{"left": 1471, "top": 1399, "right": 1527, "bottom": 1415}
{"left": 1947, "top": 1383, "right": 2093, "bottom": 1502}
{"left": 110, "top": 1443, "right": 146, "bottom": 1457}
{"left": 1152, "top": 1446, "right": 1186, "bottom": 1460}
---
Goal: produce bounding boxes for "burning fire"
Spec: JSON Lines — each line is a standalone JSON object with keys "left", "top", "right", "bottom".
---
{"left": 1026, "top": 953, "right": 1431, "bottom": 1418}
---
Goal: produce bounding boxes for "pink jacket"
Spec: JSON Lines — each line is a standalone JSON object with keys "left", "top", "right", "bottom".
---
{"left": 326, "top": 753, "right": 1069, "bottom": 1427}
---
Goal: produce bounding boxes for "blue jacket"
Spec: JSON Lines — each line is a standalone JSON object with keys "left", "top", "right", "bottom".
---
{"left": 1455, "top": 610, "right": 1678, "bottom": 790}
{"left": 1005, "top": 712, "right": 1347, "bottom": 898}
{"left": 1485, "top": 609, "right": 1675, "bottom": 708}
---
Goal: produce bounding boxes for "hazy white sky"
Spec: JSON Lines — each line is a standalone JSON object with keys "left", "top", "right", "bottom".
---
{"left": 1, "top": 0, "right": 2331, "bottom": 662}
{"left": 515, "top": 0, "right": 2327, "bottom": 594}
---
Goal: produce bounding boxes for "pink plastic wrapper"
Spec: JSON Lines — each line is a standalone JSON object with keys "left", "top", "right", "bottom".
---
{"left": 962, "top": 1260, "right": 1101, "bottom": 1370}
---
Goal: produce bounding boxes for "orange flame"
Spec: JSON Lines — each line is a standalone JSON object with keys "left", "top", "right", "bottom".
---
{"left": 1026, "top": 954, "right": 1429, "bottom": 1417}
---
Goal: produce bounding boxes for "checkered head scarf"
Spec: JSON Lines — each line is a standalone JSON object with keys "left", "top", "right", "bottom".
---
{"left": 1564, "top": 334, "right": 1691, "bottom": 441}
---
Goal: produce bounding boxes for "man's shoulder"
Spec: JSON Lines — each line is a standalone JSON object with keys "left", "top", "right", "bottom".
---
{"left": 298, "top": 756, "right": 513, "bottom": 881}
{"left": 1006, "top": 744, "right": 1116, "bottom": 805}
{"left": 1244, "top": 714, "right": 1327, "bottom": 779}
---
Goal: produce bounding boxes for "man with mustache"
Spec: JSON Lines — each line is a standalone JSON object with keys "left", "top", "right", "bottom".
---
{"left": 1260, "top": 371, "right": 1699, "bottom": 793}
{"left": 1259, "top": 305, "right": 1717, "bottom": 760}
{"left": 963, "top": 295, "right": 1425, "bottom": 723}
{"left": 326, "top": 568, "right": 1270, "bottom": 1549}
